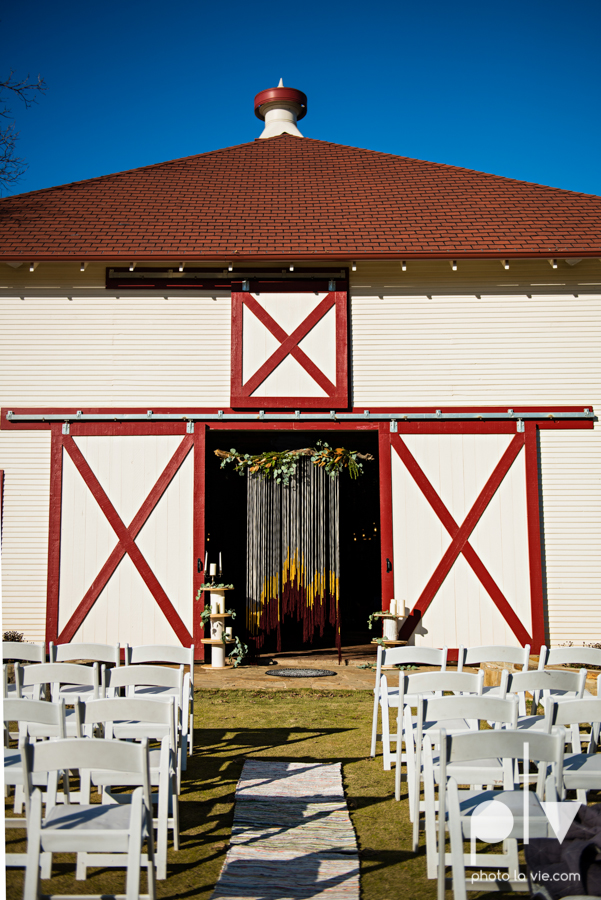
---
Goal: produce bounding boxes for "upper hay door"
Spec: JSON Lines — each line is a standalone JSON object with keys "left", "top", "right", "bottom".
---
{"left": 230, "top": 277, "right": 348, "bottom": 408}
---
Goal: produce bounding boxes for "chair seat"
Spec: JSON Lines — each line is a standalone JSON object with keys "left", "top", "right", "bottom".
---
{"left": 516, "top": 715, "right": 547, "bottom": 732}
{"left": 132, "top": 686, "right": 179, "bottom": 699}
{"left": 4, "top": 748, "right": 22, "bottom": 783}
{"left": 432, "top": 756, "right": 505, "bottom": 781}
{"left": 112, "top": 721, "right": 171, "bottom": 741}
{"left": 4, "top": 683, "right": 36, "bottom": 699}
{"left": 57, "top": 685, "right": 96, "bottom": 701}
{"left": 540, "top": 689, "right": 593, "bottom": 709}
{"left": 481, "top": 685, "right": 503, "bottom": 697}
{"left": 456, "top": 788, "right": 551, "bottom": 839}
{"left": 27, "top": 708, "right": 81, "bottom": 739}
{"left": 41, "top": 802, "right": 144, "bottom": 852}
{"left": 563, "top": 752, "right": 601, "bottom": 788}
{"left": 4, "top": 748, "right": 46, "bottom": 787}
{"left": 378, "top": 688, "right": 436, "bottom": 708}
{"left": 90, "top": 748, "right": 171, "bottom": 788}
{"left": 408, "top": 717, "right": 471, "bottom": 738}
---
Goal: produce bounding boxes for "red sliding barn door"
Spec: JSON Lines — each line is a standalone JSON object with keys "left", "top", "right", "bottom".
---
{"left": 380, "top": 423, "right": 545, "bottom": 651}
{"left": 231, "top": 289, "right": 348, "bottom": 408}
{"left": 47, "top": 425, "right": 206, "bottom": 655}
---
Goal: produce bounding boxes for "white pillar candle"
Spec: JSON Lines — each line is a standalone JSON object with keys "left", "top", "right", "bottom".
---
{"left": 389, "top": 598, "right": 396, "bottom": 616}
{"left": 210, "top": 595, "right": 219, "bottom": 614}
{"left": 204, "top": 551, "right": 208, "bottom": 574}
{"left": 219, "top": 596, "right": 225, "bottom": 614}
{"left": 209, "top": 563, "right": 217, "bottom": 576}
{"left": 219, "top": 552, "right": 222, "bottom": 573}
{"left": 225, "top": 626, "right": 233, "bottom": 639}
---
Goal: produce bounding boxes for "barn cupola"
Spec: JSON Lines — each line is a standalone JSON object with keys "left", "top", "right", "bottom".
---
{"left": 254, "top": 79, "right": 307, "bottom": 139}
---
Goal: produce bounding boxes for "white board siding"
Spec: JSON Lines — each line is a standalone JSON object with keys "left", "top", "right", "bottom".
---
{"left": 539, "top": 429, "right": 601, "bottom": 644}
{"left": 391, "top": 435, "right": 532, "bottom": 649}
{"left": 59, "top": 436, "right": 193, "bottom": 647}
{"left": 0, "top": 431, "right": 51, "bottom": 642}
{"left": 352, "top": 287, "right": 600, "bottom": 647}
{"left": 0, "top": 293, "right": 231, "bottom": 409}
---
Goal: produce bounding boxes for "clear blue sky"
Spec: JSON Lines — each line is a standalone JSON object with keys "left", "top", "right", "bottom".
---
{"left": 2, "top": 0, "right": 600, "bottom": 197}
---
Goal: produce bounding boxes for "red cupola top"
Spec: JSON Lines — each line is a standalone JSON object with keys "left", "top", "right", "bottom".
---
{"left": 254, "top": 80, "right": 307, "bottom": 138}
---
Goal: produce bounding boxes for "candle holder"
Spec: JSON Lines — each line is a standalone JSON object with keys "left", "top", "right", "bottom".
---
{"left": 200, "top": 584, "right": 235, "bottom": 668}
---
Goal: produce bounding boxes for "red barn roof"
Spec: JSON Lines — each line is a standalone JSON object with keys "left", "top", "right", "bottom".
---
{"left": 1, "top": 134, "right": 600, "bottom": 261}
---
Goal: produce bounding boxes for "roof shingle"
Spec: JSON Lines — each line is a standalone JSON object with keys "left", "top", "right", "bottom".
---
{"left": 1, "top": 134, "right": 600, "bottom": 259}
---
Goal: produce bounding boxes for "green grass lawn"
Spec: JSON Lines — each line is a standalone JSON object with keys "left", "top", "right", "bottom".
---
{"left": 6, "top": 689, "right": 511, "bottom": 899}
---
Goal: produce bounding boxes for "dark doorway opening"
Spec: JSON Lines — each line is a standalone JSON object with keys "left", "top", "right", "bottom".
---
{"left": 204, "top": 430, "right": 381, "bottom": 655}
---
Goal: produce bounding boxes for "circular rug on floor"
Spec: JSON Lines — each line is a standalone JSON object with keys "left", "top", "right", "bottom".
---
{"left": 265, "top": 668, "right": 337, "bottom": 678}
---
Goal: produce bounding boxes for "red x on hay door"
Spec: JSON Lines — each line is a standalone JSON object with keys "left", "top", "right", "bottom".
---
{"left": 47, "top": 428, "right": 203, "bottom": 651}
{"left": 385, "top": 426, "right": 544, "bottom": 650}
{"left": 231, "top": 290, "right": 348, "bottom": 408}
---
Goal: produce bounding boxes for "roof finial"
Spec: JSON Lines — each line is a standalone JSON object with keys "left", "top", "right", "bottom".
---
{"left": 254, "top": 83, "right": 307, "bottom": 139}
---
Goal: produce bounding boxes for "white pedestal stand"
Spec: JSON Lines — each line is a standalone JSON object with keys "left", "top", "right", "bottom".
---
{"left": 200, "top": 588, "right": 235, "bottom": 668}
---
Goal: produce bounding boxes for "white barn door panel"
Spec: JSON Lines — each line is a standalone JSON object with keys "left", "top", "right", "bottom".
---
{"left": 55, "top": 434, "right": 194, "bottom": 647}
{"left": 390, "top": 431, "right": 535, "bottom": 649}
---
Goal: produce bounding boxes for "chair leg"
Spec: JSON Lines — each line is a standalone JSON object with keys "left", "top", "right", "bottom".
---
{"left": 76, "top": 851, "right": 88, "bottom": 880}
{"left": 40, "top": 851, "right": 52, "bottom": 880}
{"left": 381, "top": 701, "right": 392, "bottom": 770}
{"left": 126, "top": 791, "right": 143, "bottom": 900}
{"left": 146, "top": 804, "right": 157, "bottom": 900}
{"left": 370, "top": 688, "right": 379, "bottom": 757}
{"left": 424, "top": 775, "right": 438, "bottom": 879}
{"left": 23, "top": 790, "right": 42, "bottom": 900}
{"left": 156, "top": 779, "right": 168, "bottom": 880}
{"left": 446, "top": 780, "right": 467, "bottom": 900}
{"left": 171, "top": 781, "right": 180, "bottom": 851}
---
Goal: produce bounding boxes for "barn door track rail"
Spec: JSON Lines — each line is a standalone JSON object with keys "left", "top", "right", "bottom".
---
{"left": 4, "top": 408, "right": 595, "bottom": 426}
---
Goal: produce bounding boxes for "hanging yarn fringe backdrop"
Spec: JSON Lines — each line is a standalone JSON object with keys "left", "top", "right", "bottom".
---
{"left": 246, "top": 457, "right": 341, "bottom": 656}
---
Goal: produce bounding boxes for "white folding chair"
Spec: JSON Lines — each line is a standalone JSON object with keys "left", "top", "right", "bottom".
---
{"left": 439, "top": 727, "right": 566, "bottom": 899}
{"left": 370, "top": 644, "right": 448, "bottom": 767}
{"left": 394, "top": 670, "right": 485, "bottom": 815}
{"left": 21, "top": 736, "right": 156, "bottom": 900}
{"left": 4, "top": 698, "right": 67, "bottom": 873}
{"left": 538, "top": 644, "right": 601, "bottom": 674}
{"left": 3, "top": 642, "right": 46, "bottom": 699}
{"left": 459, "top": 644, "right": 530, "bottom": 697}
{"left": 80, "top": 696, "right": 180, "bottom": 880}
{"left": 104, "top": 664, "right": 189, "bottom": 789}
{"left": 126, "top": 643, "right": 194, "bottom": 755}
{"left": 508, "top": 667, "right": 587, "bottom": 722}
{"left": 547, "top": 695, "right": 601, "bottom": 803}
{"left": 417, "top": 694, "right": 518, "bottom": 877}
{"left": 50, "top": 641, "right": 121, "bottom": 667}
{"left": 16, "top": 662, "right": 100, "bottom": 740}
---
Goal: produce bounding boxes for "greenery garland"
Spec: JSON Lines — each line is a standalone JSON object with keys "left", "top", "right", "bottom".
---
{"left": 215, "top": 441, "right": 374, "bottom": 486}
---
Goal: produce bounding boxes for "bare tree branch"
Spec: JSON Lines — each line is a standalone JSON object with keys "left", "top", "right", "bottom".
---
{"left": 0, "top": 71, "right": 47, "bottom": 191}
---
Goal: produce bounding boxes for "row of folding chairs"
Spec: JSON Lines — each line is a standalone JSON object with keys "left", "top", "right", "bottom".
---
{"left": 3, "top": 640, "right": 195, "bottom": 754}
{"left": 415, "top": 693, "right": 601, "bottom": 898}
{"left": 5, "top": 693, "right": 184, "bottom": 891}
{"left": 9, "top": 662, "right": 191, "bottom": 779}
{"left": 371, "top": 642, "right": 600, "bottom": 769}
{"left": 369, "top": 645, "right": 601, "bottom": 898}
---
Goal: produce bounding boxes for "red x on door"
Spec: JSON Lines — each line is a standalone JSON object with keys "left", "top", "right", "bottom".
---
{"left": 382, "top": 427, "right": 546, "bottom": 650}
{"left": 231, "top": 290, "right": 348, "bottom": 408}
{"left": 50, "top": 434, "right": 194, "bottom": 647}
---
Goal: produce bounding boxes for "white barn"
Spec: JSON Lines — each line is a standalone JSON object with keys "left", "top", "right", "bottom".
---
{"left": 0, "top": 83, "right": 599, "bottom": 660}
